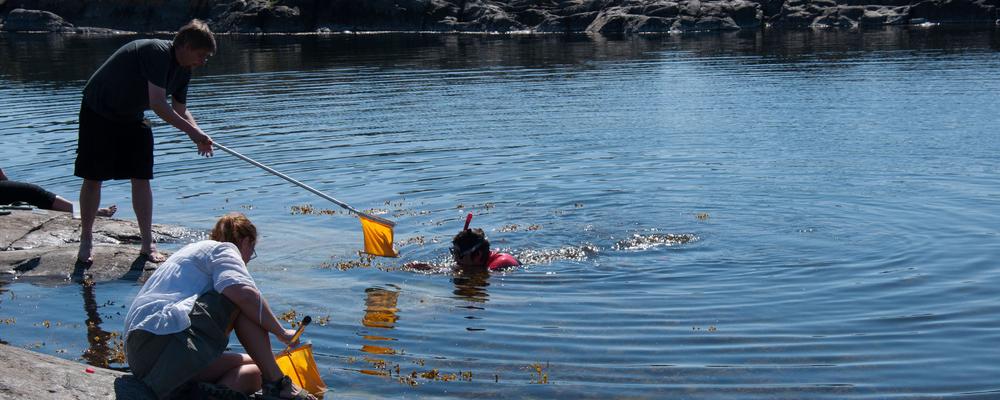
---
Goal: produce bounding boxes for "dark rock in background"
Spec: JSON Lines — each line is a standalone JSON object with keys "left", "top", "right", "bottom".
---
{"left": 2, "top": 8, "right": 75, "bottom": 32}
{"left": 0, "top": 0, "right": 998, "bottom": 34}
{"left": 909, "top": 0, "right": 998, "bottom": 23}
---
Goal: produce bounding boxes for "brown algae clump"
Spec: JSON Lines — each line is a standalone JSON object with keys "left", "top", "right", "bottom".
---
{"left": 529, "top": 362, "right": 550, "bottom": 384}
{"left": 612, "top": 233, "right": 696, "bottom": 251}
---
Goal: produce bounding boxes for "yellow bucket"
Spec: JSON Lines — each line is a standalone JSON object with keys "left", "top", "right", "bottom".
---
{"left": 275, "top": 342, "right": 327, "bottom": 396}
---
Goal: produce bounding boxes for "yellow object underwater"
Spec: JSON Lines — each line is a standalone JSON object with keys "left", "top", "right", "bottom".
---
{"left": 360, "top": 215, "right": 398, "bottom": 257}
{"left": 275, "top": 343, "right": 327, "bottom": 396}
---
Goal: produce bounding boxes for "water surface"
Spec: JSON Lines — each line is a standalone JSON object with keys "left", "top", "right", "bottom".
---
{"left": 2, "top": 28, "right": 999, "bottom": 399}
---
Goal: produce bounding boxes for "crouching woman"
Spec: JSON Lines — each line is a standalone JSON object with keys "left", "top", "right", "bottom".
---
{"left": 123, "top": 212, "right": 316, "bottom": 399}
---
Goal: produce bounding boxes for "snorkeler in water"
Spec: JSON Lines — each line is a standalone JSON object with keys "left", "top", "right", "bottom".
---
{"left": 406, "top": 213, "right": 520, "bottom": 271}
{"left": 450, "top": 213, "right": 520, "bottom": 271}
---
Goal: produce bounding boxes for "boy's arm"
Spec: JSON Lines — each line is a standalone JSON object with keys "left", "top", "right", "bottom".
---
{"left": 148, "top": 81, "right": 213, "bottom": 156}
{"left": 172, "top": 99, "right": 201, "bottom": 130}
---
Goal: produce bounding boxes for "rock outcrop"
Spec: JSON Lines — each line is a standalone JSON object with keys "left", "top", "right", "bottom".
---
{"left": 1, "top": 209, "right": 196, "bottom": 283}
{"left": 2, "top": 8, "right": 74, "bottom": 32}
{"left": 1, "top": 7, "right": 128, "bottom": 33}
{"left": 0, "top": 344, "right": 155, "bottom": 400}
{"left": 1, "top": 0, "right": 998, "bottom": 34}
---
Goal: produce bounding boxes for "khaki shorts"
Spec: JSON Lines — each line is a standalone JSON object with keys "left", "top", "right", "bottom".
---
{"left": 126, "top": 291, "right": 238, "bottom": 399}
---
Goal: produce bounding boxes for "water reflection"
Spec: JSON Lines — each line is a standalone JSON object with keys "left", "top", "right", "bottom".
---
{"left": 3, "top": 27, "right": 1000, "bottom": 87}
{"left": 451, "top": 270, "right": 491, "bottom": 304}
{"left": 358, "top": 286, "right": 401, "bottom": 377}
{"left": 450, "top": 270, "right": 491, "bottom": 334}
{"left": 78, "top": 276, "right": 126, "bottom": 370}
{"left": 0, "top": 280, "right": 9, "bottom": 345}
{"left": 361, "top": 287, "right": 400, "bottom": 330}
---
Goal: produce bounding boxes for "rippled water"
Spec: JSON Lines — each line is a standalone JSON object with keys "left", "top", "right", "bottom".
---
{"left": 2, "top": 28, "right": 1000, "bottom": 398}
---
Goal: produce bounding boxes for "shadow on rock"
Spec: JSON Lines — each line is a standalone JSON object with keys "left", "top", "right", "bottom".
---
{"left": 113, "top": 375, "right": 156, "bottom": 399}
{"left": 120, "top": 255, "right": 152, "bottom": 282}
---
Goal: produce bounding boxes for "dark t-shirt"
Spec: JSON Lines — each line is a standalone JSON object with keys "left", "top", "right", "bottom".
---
{"left": 82, "top": 39, "right": 191, "bottom": 122}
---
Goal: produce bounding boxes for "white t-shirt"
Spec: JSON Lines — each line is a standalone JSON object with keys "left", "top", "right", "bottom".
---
{"left": 124, "top": 240, "right": 257, "bottom": 338}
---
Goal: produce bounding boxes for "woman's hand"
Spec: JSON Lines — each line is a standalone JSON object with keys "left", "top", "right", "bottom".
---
{"left": 276, "top": 327, "right": 300, "bottom": 347}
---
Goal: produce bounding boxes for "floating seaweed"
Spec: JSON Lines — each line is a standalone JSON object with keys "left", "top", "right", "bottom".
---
{"left": 321, "top": 253, "right": 396, "bottom": 271}
{"left": 612, "top": 233, "right": 697, "bottom": 251}
{"left": 277, "top": 309, "right": 302, "bottom": 328}
{"left": 419, "top": 369, "right": 440, "bottom": 380}
{"left": 514, "top": 245, "right": 599, "bottom": 265}
{"left": 455, "top": 202, "right": 495, "bottom": 211}
{"left": 398, "top": 374, "right": 418, "bottom": 386}
{"left": 499, "top": 224, "right": 519, "bottom": 232}
{"left": 361, "top": 369, "right": 390, "bottom": 377}
{"left": 82, "top": 331, "right": 125, "bottom": 368}
{"left": 529, "top": 362, "right": 550, "bottom": 384}
{"left": 399, "top": 236, "right": 426, "bottom": 246}
{"left": 277, "top": 311, "right": 324, "bottom": 329}
{"left": 496, "top": 222, "right": 542, "bottom": 232}
{"left": 290, "top": 204, "right": 344, "bottom": 215}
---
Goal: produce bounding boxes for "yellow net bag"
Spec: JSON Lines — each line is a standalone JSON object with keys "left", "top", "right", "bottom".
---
{"left": 275, "top": 343, "right": 327, "bottom": 396}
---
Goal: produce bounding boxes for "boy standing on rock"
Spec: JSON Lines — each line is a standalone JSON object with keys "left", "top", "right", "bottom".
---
{"left": 75, "top": 19, "right": 216, "bottom": 264}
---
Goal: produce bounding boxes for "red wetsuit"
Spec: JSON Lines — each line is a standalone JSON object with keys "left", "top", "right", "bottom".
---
{"left": 487, "top": 251, "right": 520, "bottom": 270}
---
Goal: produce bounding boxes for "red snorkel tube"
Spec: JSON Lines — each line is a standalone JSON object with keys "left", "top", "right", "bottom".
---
{"left": 464, "top": 213, "right": 473, "bottom": 230}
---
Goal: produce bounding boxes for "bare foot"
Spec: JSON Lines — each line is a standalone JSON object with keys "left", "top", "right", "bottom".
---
{"left": 96, "top": 204, "right": 117, "bottom": 218}
{"left": 77, "top": 240, "right": 93, "bottom": 264}
{"left": 139, "top": 249, "right": 167, "bottom": 263}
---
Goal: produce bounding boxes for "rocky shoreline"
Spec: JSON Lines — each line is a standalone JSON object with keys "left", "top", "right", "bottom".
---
{"left": 0, "top": 0, "right": 997, "bottom": 35}
{"left": 1, "top": 208, "right": 194, "bottom": 283}
{"left": 0, "top": 343, "right": 154, "bottom": 399}
{"left": 0, "top": 209, "right": 196, "bottom": 399}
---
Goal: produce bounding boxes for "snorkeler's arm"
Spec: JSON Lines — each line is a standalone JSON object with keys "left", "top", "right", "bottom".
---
{"left": 404, "top": 262, "right": 434, "bottom": 270}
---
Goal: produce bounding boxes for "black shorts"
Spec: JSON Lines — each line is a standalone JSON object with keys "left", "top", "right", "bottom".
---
{"left": 0, "top": 180, "right": 57, "bottom": 208}
{"left": 74, "top": 105, "right": 154, "bottom": 181}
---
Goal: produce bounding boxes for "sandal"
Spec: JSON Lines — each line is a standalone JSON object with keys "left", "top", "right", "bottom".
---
{"left": 260, "top": 375, "right": 316, "bottom": 400}
{"left": 192, "top": 381, "right": 250, "bottom": 400}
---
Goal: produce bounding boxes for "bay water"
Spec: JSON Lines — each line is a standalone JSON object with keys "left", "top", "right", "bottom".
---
{"left": 1, "top": 28, "right": 999, "bottom": 398}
